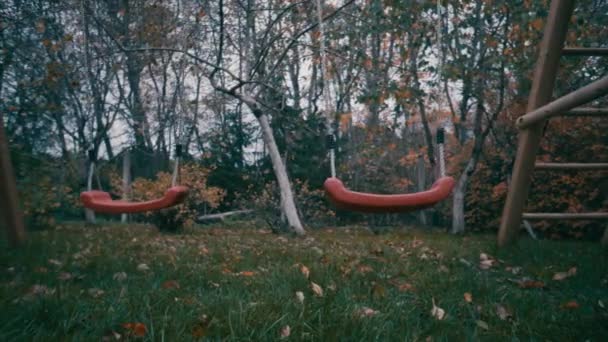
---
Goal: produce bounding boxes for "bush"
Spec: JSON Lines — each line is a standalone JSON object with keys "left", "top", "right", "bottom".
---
{"left": 112, "top": 162, "right": 225, "bottom": 232}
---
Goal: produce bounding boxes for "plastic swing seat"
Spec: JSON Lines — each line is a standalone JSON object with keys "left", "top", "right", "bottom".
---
{"left": 324, "top": 176, "right": 455, "bottom": 213}
{"left": 80, "top": 186, "right": 189, "bottom": 214}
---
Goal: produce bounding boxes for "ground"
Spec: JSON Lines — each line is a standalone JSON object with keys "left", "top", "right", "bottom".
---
{"left": 1, "top": 221, "right": 607, "bottom": 341}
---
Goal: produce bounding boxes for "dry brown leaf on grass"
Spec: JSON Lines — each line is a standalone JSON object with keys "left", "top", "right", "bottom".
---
{"left": 552, "top": 267, "right": 577, "bottom": 281}
{"left": 479, "top": 253, "right": 497, "bottom": 270}
{"left": 162, "top": 280, "right": 180, "bottom": 289}
{"left": 280, "top": 325, "right": 291, "bottom": 338}
{"left": 505, "top": 266, "right": 522, "bottom": 275}
{"left": 561, "top": 300, "right": 580, "bottom": 310}
{"left": 464, "top": 292, "right": 473, "bottom": 303}
{"left": 48, "top": 259, "right": 63, "bottom": 267}
{"left": 19, "top": 284, "right": 55, "bottom": 302}
{"left": 300, "top": 265, "right": 310, "bottom": 279}
{"left": 137, "top": 263, "right": 150, "bottom": 272}
{"left": 191, "top": 314, "right": 212, "bottom": 338}
{"left": 357, "top": 264, "right": 374, "bottom": 274}
{"left": 510, "top": 278, "right": 546, "bottom": 289}
{"left": 495, "top": 304, "right": 513, "bottom": 321}
{"left": 355, "top": 307, "right": 380, "bottom": 318}
{"left": 295, "top": 291, "right": 305, "bottom": 304}
{"left": 122, "top": 322, "right": 147, "bottom": 337}
{"left": 431, "top": 298, "right": 446, "bottom": 320}
{"left": 57, "top": 272, "right": 73, "bottom": 281}
{"left": 88, "top": 288, "right": 105, "bottom": 298}
{"left": 310, "top": 282, "right": 324, "bottom": 297}
{"left": 101, "top": 330, "right": 121, "bottom": 341}
{"left": 238, "top": 271, "right": 256, "bottom": 277}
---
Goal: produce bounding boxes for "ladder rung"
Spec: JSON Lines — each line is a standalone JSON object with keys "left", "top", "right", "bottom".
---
{"left": 563, "top": 47, "right": 608, "bottom": 56}
{"left": 565, "top": 108, "right": 608, "bottom": 116}
{"left": 535, "top": 162, "right": 608, "bottom": 170}
{"left": 516, "top": 75, "right": 608, "bottom": 129}
{"left": 523, "top": 212, "right": 608, "bottom": 220}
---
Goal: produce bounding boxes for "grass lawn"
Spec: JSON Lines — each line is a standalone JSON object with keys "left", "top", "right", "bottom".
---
{"left": 1, "top": 222, "right": 607, "bottom": 341}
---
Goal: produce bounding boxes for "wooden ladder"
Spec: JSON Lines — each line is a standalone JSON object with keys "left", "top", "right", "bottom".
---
{"left": 497, "top": 0, "right": 608, "bottom": 246}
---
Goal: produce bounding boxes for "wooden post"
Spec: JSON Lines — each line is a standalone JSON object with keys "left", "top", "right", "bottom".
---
{"left": 85, "top": 150, "right": 96, "bottom": 224}
{"left": 121, "top": 149, "right": 131, "bottom": 223}
{"left": 498, "top": 0, "right": 575, "bottom": 246}
{"left": 416, "top": 154, "right": 427, "bottom": 226}
{"left": 0, "top": 112, "right": 27, "bottom": 247}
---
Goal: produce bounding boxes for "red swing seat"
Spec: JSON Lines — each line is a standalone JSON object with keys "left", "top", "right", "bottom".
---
{"left": 80, "top": 186, "right": 189, "bottom": 214}
{"left": 324, "top": 176, "right": 455, "bottom": 213}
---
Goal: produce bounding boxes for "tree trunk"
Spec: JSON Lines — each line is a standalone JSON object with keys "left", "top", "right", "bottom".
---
{"left": 257, "top": 113, "right": 305, "bottom": 235}
{"left": 601, "top": 226, "right": 608, "bottom": 246}
{"left": 451, "top": 169, "right": 468, "bottom": 234}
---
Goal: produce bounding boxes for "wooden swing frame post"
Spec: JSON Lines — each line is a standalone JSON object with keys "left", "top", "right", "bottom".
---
{"left": 497, "top": 0, "right": 574, "bottom": 246}
{"left": 0, "top": 111, "right": 27, "bottom": 247}
{"left": 498, "top": 0, "right": 608, "bottom": 246}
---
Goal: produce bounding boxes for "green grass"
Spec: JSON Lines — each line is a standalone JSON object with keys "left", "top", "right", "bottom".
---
{"left": 1, "top": 222, "right": 607, "bottom": 341}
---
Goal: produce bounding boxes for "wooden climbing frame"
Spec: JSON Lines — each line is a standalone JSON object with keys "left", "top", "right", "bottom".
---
{"left": 498, "top": 0, "right": 608, "bottom": 246}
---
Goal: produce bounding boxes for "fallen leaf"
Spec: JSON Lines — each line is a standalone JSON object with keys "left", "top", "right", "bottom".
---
{"left": 357, "top": 264, "right": 374, "bottom": 274}
{"left": 355, "top": 306, "right": 380, "bottom": 318}
{"left": 495, "top": 304, "right": 513, "bottom": 321}
{"left": 518, "top": 280, "right": 545, "bottom": 289}
{"left": 88, "top": 288, "right": 105, "bottom": 298}
{"left": 464, "top": 292, "right": 473, "bottom": 303}
{"left": 476, "top": 320, "right": 489, "bottom": 330}
{"left": 101, "top": 330, "right": 122, "bottom": 341}
{"left": 599, "top": 300, "right": 605, "bottom": 309}
{"left": 561, "top": 300, "right": 579, "bottom": 310}
{"left": 397, "top": 282, "right": 414, "bottom": 292}
{"left": 122, "top": 322, "right": 147, "bottom": 337}
{"left": 553, "top": 267, "right": 577, "bottom": 281}
{"left": 238, "top": 271, "right": 256, "bottom": 277}
{"left": 411, "top": 238, "right": 423, "bottom": 248}
{"left": 310, "top": 282, "right": 324, "bottom": 297}
{"left": 191, "top": 314, "right": 211, "bottom": 338}
{"left": 22, "top": 284, "right": 55, "bottom": 301}
{"left": 57, "top": 272, "right": 73, "bottom": 281}
{"left": 137, "top": 263, "right": 150, "bottom": 272}
{"left": 48, "top": 259, "right": 63, "bottom": 267}
{"left": 300, "top": 265, "right": 310, "bottom": 279}
{"left": 431, "top": 298, "right": 446, "bottom": 320}
{"left": 162, "top": 280, "right": 180, "bottom": 289}
{"left": 295, "top": 291, "right": 305, "bottom": 304}
{"left": 505, "top": 266, "right": 522, "bottom": 275}
{"left": 280, "top": 325, "right": 291, "bottom": 338}
{"left": 113, "top": 272, "right": 128, "bottom": 282}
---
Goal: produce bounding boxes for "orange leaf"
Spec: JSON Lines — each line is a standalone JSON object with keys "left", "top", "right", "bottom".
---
{"left": 162, "top": 280, "right": 180, "bottom": 289}
{"left": 122, "top": 322, "right": 147, "bottom": 337}
{"left": 518, "top": 280, "right": 545, "bottom": 289}
{"left": 561, "top": 300, "right": 579, "bottom": 310}
{"left": 464, "top": 292, "right": 473, "bottom": 303}
{"left": 531, "top": 18, "right": 544, "bottom": 31}
{"left": 239, "top": 271, "right": 256, "bottom": 277}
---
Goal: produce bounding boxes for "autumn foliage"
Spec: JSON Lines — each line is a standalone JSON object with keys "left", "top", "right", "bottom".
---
{"left": 111, "top": 162, "right": 225, "bottom": 231}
